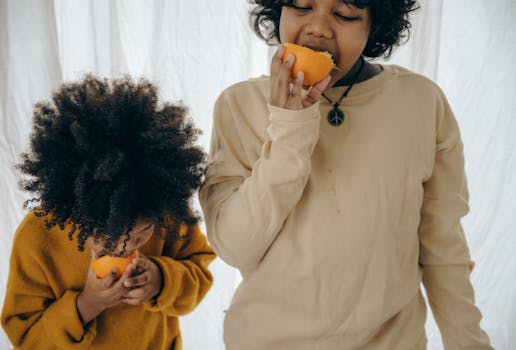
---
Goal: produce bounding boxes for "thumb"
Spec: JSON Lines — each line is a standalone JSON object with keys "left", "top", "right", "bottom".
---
{"left": 302, "top": 75, "right": 331, "bottom": 108}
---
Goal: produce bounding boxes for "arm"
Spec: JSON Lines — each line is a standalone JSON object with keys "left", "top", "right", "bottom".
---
{"left": 141, "top": 224, "right": 216, "bottom": 316}
{"left": 199, "top": 94, "right": 320, "bottom": 271}
{"left": 1, "top": 219, "right": 96, "bottom": 349}
{"left": 419, "top": 91, "right": 492, "bottom": 349}
{"left": 199, "top": 47, "right": 330, "bottom": 272}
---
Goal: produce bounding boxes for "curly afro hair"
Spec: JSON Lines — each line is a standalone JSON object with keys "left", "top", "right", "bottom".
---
{"left": 249, "top": 0, "right": 419, "bottom": 58}
{"left": 18, "top": 75, "right": 206, "bottom": 253}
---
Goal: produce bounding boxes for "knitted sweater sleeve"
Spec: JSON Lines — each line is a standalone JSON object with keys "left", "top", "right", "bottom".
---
{"left": 199, "top": 89, "right": 321, "bottom": 271}
{"left": 143, "top": 223, "right": 216, "bottom": 316}
{"left": 1, "top": 214, "right": 97, "bottom": 349}
{"left": 419, "top": 90, "right": 492, "bottom": 349}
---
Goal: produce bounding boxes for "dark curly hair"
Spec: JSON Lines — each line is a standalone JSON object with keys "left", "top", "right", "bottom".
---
{"left": 249, "top": 0, "right": 419, "bottom": 58}
{"left": 18, "top": 75, "right": 206, "bottom": 253}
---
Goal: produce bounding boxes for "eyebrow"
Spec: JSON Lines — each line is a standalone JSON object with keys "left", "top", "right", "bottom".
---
{"left": 339, "top": 0, "right": 355, "bottom": 7}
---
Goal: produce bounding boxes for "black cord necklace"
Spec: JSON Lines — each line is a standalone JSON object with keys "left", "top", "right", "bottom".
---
{"left": 322, "top": 56, "right": 365, "bottom": 126}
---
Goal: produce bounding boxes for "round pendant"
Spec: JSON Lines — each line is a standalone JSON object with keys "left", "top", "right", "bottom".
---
{"left": 327, "top": 107, "right": 345, "bottom": 126}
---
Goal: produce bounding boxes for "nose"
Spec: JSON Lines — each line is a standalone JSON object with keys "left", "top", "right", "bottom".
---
{"left": 304, "top": 11, "right": 333, "bottom": 39}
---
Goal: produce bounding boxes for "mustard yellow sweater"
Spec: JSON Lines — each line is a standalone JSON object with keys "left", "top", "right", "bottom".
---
{"left": 1, "top": 212, "right": 215, "bottom": 350}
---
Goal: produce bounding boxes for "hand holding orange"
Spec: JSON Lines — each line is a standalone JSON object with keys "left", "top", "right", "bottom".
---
{"left": 282, "top": 43, "right": 334, "bottom": 86}
{"left": 91, "top": 251, "right": 139, "bottom": 279}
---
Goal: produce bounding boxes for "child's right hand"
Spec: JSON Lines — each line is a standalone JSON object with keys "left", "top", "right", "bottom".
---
{"left": 269, "top": 45, "right": 331, "bottom": 110}
{"left": 76, "top": 250, "right": 134, "bottom": 325}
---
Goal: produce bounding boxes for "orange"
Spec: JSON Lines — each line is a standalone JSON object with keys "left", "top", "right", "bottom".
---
{"left": 91, "top": 250, "right": 139, "bottom": 279}
{"left": 282, "top": 43, "right": 334, "bottom": 86}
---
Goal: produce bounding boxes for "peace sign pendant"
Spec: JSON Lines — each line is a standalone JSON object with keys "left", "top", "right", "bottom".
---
{"left": 327, "top": 106, "right": 345, "bottom": 126}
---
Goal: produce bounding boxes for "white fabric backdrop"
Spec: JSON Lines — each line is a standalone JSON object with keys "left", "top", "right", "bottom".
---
{"left": 1, "top": 1, "right": 514, "bottom": 349}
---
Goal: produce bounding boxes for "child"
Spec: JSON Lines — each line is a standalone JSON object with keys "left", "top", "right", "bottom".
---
{"left": 199, "top": 0, "right": 492, "bottom": 349}
{"left": 1, "top": 75, "right": 216, "bottom": 349}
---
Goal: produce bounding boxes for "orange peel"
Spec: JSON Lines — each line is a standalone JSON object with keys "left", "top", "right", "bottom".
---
{"left": 282, "top": 43, "right": 334, "bottom": 86}
{"left": 91, "top": 250, "right": 140, "bottom": 279}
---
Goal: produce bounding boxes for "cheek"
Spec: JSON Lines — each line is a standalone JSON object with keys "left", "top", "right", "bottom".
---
{"left": 134, "top": 231, "right": 153, "bottom": 249}
{"left": 279, "top": 11, "right": 296, "bottom": 43}
{"left": 359, "top": 13, "right": 373, "bottom": 48}
{"left": 337, "top": 24, "right": 371, "bottom": 60}
{"left": 86, "top": 239, "right": 105, "bottom": 256}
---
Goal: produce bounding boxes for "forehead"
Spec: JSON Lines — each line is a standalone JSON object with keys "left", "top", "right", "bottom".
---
{"left": 339, "top": 0, "right": 369, "bottom": 7}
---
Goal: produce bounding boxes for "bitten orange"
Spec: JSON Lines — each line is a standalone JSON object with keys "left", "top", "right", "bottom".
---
{"left": 282, "top": 43, "right": 334, "bottom": 86}
{"left": 91, "top": 250, "right": 140, "bottom": 279}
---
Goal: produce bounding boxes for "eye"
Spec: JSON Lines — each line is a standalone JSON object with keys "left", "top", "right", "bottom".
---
{"left": 291, "top": 4, "right": 312, "bottom": 12}
{"left": 334, "top": 13, "right": 359, "bottom": 22}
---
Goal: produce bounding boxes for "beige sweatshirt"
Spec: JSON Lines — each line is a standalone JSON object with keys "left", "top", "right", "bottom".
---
{"left": 199, "top": 65, "right": 492, "bottom": 350}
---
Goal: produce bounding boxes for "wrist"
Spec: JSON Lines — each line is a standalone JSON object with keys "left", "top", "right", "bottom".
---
{"left": 148, "top": 259, "right": 164, "bottom": 302}
{"left": 153, "top": 265, "right": 164, "bottom": 299}
{"left": 76, "top": 291, "right": 104, "bottom": 325}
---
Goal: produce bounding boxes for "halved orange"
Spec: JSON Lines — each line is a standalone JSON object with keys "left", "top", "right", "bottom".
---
{"left": 91, "top": 250, "right": 139, "bottom": 279}
{"left": 282, "top": 43, "right": 334, "bottom": 86}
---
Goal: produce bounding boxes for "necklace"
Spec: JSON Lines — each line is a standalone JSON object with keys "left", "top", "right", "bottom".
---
{"left": 322, "top": 56, "right": 365, "bottom": 126}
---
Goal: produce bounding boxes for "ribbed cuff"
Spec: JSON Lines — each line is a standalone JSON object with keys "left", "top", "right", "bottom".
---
{"left": 42, "top": 290, "right": 96, "bottom": 346}
{"left": 268, "top": 102, "right": 320, "bottom": 123}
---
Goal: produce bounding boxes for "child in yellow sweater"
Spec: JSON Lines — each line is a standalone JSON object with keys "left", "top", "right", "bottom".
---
{"left": 1, "top": 75, "right": 215, "bottom": 349}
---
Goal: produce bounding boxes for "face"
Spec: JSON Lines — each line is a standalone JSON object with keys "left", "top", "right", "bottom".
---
{"left": 279, "top": 0, "right": 371, "bottom": 83}
{"left": 87, "top": 218, "right": 155, "bottom": 258}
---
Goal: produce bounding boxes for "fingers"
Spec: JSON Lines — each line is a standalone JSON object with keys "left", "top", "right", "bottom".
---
{"left": 285, "top": 72, "right": 304, "bottom": 109}
{"left": 99, "top": 268, "right": 119, "bottom": 288}
{"left": 122, "top": 283, "right": 158, "bottom": 305}
{"left": 314, "top": 75, "right": 332, "bottom": 92}
{"left": 271, "top": 53, "right": 296, "bottom": 107}
{"left": 270, "top": 43, "right": 296, "bottom": 108}
{"left": 270, "top": 45, "right": 323, "bottom": 110}
{"left": 132, "top": 254, "right": 146, "bottom": 275}
{"left": 271, "top": 44, "right": 333, "bottom": 110}
{"left": 124, "top": 272, "right": 149, "bottom": 288}
{"left": 123, "top": 258, "right": 150, "bottom": 288}
{"left": 124, "top": 286, "right": 147, "bottom": 300}
{"left": 302, "top": 75, "right": 331, "bottom": 109}
{"left": 270, "top": 45, "right": 285, "bottom": 78}
{"left": 133, "top": 257, "right": 149, "bottom": 270}
{"left": 122, "top": 296, "right": 145, "bottom": 306}
{"left": 116, "top": 262, "right": 138, "bottom": 287}
{"left": 122, "top": 299, "right": 142, "bottom": 306}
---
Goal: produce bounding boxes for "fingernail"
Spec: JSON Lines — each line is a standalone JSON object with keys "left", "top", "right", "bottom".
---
{"left": 287, "top": 54, "right": 294, "bottom": 64}
{"left": 297, "top": 71, "right": 304, "bottom": 80}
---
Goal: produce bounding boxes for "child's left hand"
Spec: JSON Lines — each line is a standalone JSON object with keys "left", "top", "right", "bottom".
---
{"left": 121, "top": 254, "right": 163, "bottom": 305}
